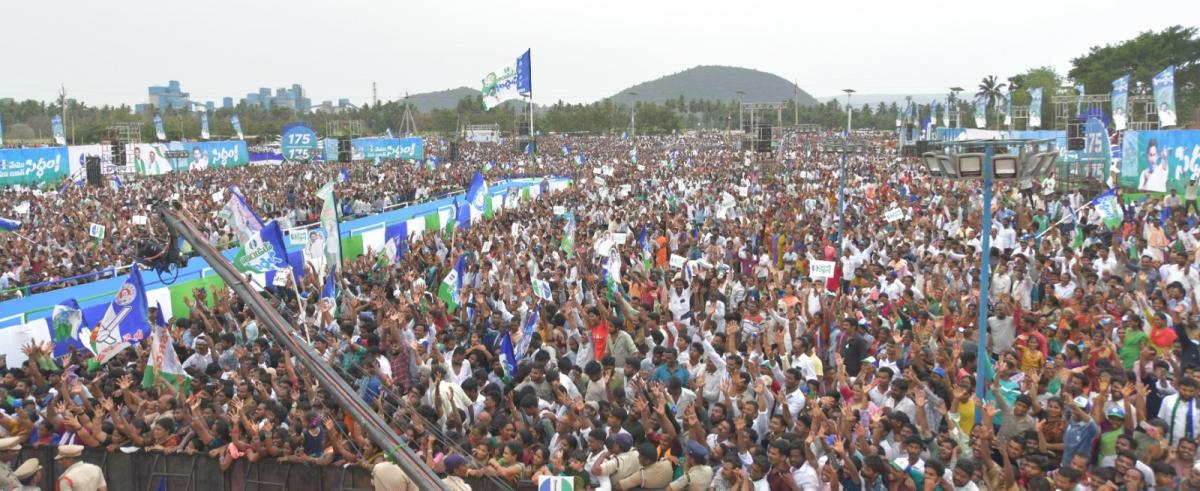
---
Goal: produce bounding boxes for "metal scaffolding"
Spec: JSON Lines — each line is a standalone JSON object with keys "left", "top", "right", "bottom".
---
{"left": 739, "top": 102, "right": 787, "bottom": 153}
{"left": 107, "top": 122, "right": 143, "bottom": 144}
{"left": 326, "top": 120, "right": 365, "bottom": 138}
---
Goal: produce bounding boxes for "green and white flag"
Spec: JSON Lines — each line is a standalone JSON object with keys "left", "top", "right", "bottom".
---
{"left": 142, "top": 321, "right": 190, "bottom": 395}
{"left": 560, "top": 212, "right": 575, "bottom": 258}
{"left": 317, "top": 182, "right": 343, "bottom": 274}
{"left": 438, "top": 256, "right": 466, "bottom": 313}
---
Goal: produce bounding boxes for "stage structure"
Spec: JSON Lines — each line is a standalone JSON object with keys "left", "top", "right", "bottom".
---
{"left": 739, "top": 102, "right": 787, "bottom": 154}
{"left": 464, "top": 124, "right": 501, "bottom": 144}
{"left": 325, "top": 120, "right": 365, "bottom": 138}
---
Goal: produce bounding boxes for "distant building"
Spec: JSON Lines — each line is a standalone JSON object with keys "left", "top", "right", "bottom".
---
{"left": 241, "top": 84, "right": 310, "bottom": 113}
{"left": 139, "top": 80, "right": 191, "bottom": 114}
{"left": 222, "top": 97, "right": 234, "bottom": 109}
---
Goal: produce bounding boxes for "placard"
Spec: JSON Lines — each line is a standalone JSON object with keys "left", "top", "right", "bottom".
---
{"left": 211, "top": 190, "right": 224, "bottom": 203}
{"left": 272, "top": 268, "right": 290, "bottom": 287}
{"left": 613, "top": 232, "right": 628, "bottom": 245}
{"left": 669, "top": 254, "right": 687, "bottom": 270}
{"left": 131, "top": 215, "right": 148, "bottom": 225}
{"left": 810, "top": 260, "right": 835, "bottom": 279}
{"left": 553, "top": 206, "right": 567, "bottom": 216}
{"left": 88, "top": 223, "right": 106, "bottom": 240}
{"left": 288, "top": 228, "right": 308, "bottom": 246}
{"left": 884, "top": 208, "right": 904, "bottom": 222}
{"left": 593, "top": 167, "right": 603, "bottom": 175}
{"left": 594, "top": 177, "right": 605, "bottom": 186}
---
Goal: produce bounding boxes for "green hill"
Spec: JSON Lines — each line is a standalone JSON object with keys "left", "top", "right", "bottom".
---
{"left": 608, "top": 65, "right": 818, "bottom": 106}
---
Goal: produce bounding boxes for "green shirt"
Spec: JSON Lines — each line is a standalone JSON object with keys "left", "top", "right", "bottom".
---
{"left": 1118, "top": 330, "right": 1148, "bottom": 371}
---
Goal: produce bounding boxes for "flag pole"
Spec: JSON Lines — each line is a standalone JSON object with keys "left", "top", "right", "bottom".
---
{"left": 1035, "top": 200, "right": 1097, "bottom": 240}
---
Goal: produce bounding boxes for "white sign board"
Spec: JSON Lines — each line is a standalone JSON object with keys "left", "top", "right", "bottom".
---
{"left": 810, "top": 260, "right": 836, "bottom": 279}
{"left": 131, "top": 215, "right": 148, "bottom": 225}
{"left": 288, "top": 228, "right": 308, "bottom": 246}
{"left": 553, "top": 206, "right": 567, "bottom": 216}
{"left": 272, "top": 268, "right": 291, "bottom": 287}
{"left": 88, "top": 223, "right": 106, "bottom": 240}
{"left": 884, "top": 208, "right": 905, "bottom": 223}
{"left": 613, "top": 232, "right": 628, "bottom": 245}
{"left": 669, "top": 254, "right": 687, "bottom": 270}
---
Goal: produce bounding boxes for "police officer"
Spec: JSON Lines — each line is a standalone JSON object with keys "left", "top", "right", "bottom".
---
{"left": 55, "top": 445, "right": 107, "bottom": 491}
{"left": 0, "top": 436, "right": 23, "bottom": 489}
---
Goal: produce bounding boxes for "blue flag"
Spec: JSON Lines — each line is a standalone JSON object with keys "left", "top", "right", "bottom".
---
{"left": 340, "top": 168, "right": 350, "bottom": 183}
{"left": 50, "top": 298, "right": 89, "bottom": 360}
{"left": 499, "top": 332, "right": 517, "bottom": 380}
{"left": 0, "top": 218, "right": 20, "bottom": 232}
{"left": 574, "top": 154, "right": 585, "bottom": 165}
{"left": 92, "top": 264, "right": 152, "bottom": 363}
{"left": 524, "top": 143, "right": 532, "bottom": 155}
{"left": 231, "top": 115, "right": 244, "bottom": 140}
{"left": 515, "top": 302, "right": 539, "bottom": 360}
{"left": 1160, "top": 205, "right": 1172, "bottom": 226}
{"left": 382, "top": 222, "right": 408, "bottom": 265}
{"left": 318, "top": 269, "right": 337, "bottom": 320}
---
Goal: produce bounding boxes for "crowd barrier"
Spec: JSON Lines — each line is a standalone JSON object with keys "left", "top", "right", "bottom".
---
{"left": 13, "top": 445, "right": 537, "bottom": 491}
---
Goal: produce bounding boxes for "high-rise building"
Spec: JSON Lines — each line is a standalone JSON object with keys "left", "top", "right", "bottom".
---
{"left": 222, "top": 97, "right": 234, "bottom": 109}
{"left": 241, "top": 84, "right": 310, "bottom": 112}
{"left": 140, "top": 80, "right": 191, "bottom": 114}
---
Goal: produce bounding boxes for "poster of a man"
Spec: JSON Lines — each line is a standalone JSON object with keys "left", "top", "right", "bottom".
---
{"left": 1159, "top": 101, "right": 1177, "bottom": 127}
{"left": 305, "top": 229, "right": 328, "bottom": 278}
{"left": 189, "top": 146, "right": 208, "bottom": 171}
{"left": 1139, "top": 138, "right": 1168, "bottom": 193}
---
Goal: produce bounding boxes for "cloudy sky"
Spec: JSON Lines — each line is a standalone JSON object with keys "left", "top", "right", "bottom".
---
{"left": 4, "top": 0, "right": 1195, "bottom": 107}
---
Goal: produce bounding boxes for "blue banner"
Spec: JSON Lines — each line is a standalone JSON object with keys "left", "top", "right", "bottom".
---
{"left": 1029, "top": 88, "right": 1043, "bottom": 129}
{"left": 201, "top": 113, "right": 210, "bottom": 140}
{"left": 0, "top": 147, "right": 70, "bottom": 187}
{"left": 1120, "top": 130, "right": 1200, "bottom": 193}
{"left": 154, "top": 114, "right": 166, "bottom": 141}
{"left": 51, "top": 115, "right": 66, "bottom": 145}
{"left": 1112, "top": 75, "right": 1130, "bottom": 131}
{"left": 231, "top": 115, "right": 243, "bottom": 140}
{"left": 351, "top": 137, "right": 425, "bottom": 161}
{"left": 1153, "top": 65, "right": 1176, "bottom": 127}
{"left": 281, "top": 122, "right": 318, "bottom": 161}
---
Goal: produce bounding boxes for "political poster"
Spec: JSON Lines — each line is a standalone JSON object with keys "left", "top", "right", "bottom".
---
{"left": 281, "top": 122, "right": 319, "bottom": 161}
{"left": 351, "top": 137, "right": 424, "bottom": 161}
{"left": 1154, "top": 65, "right": 1176, "bottom": 127}
{"left": 231, "top": 115, "right": 244, "bottom": 140}
{"left": 0, "top": 147, "right": 70, "bottom": 187}
{"left": 1120, "top": 130, "right": 1200, "bottom": 193}
{"left": 1112, "top": 75, "right": 1130, "bottom": 131}
{"left": 51, "top": 115, "right": 66, "bottom": 145}
{"left": 126, "top": 141, "right": 249, "bottom": 175}
{"left": 201, "top": 113, "right": 210, "bottom": 140}
{"left": 974, "top": 96, "right": 987, "bottom": 128}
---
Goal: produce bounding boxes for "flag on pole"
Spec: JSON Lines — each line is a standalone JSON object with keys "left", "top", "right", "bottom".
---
{"left": 437, "top": 256, "right": 466, "bottom": 313}
{"left": 459, "top": 171, "right": 493, "bottom": 228}
{"left": 480, "top": 49, "right": 532, "bottom": 110}
{"left": 316, "top": 269, "right": 338, "bottom": 323}
{"left": 317, "top": 182, "right": 343, "bottom": 274}
{"left": 153, "top": 114, "right": 166, "bottom": 141}
{"left": 50, "top": 298, "right": 91, "bottom": 360}
{"left": 51, "top": 115, "right": 66, "bottom": 145}
{"left": 231, "top": 115, "right": 244, "bottom": 140}
{"left": 89, "top": 264, "right": 151, "bottom": 364}
{"left": 499, "top": 332, "right": 517, "bottom": 381}
{"left": 560, "top": 212, "right": 575, "bottom": 258}
{"left": 200, "top": 113, "right": 210, "bottom": 140}
{"left": 0, "top": 218, "right": 20, "bottom": 232}
{"left": 514, "top": 303, "right": 539, "bottom": 361}
{"left": 143, "top": 303, "right": 190, "bottom": 394}
{"left": 220, "top": 186, "right": 290, "bottom": 277}
{"left": 1091, "top": 188, "right": 1123, "bottom": 229}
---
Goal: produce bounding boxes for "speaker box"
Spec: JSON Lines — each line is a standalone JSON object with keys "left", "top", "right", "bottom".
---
{"left": 916, "top": 140, "right": 929, "bottom": 154}
{"left": 517, "top": 121, "right": 530, "bottom": 137}
{"left": 449, "top": 142, "right": 460, "bottom": 161}
{"left": 85, "top": 157, "right": 102, "bottom": 186}
{"left": 111, "top": 143, "right": 126, "bottom": 167}
{"left": 337, "top": 137, "right": 352, "bottom": 163}
{"left": 1067, "top": 118, "right": 1084, "bottom": 151}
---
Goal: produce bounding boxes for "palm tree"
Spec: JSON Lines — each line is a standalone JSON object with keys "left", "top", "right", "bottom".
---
{"left": 976, "top": 75, "right": 1006, "bottom": 129}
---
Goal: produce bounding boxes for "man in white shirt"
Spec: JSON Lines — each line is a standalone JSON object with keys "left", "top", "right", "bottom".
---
{"left": 1158, "top": 378, "right": 1200, "bottom": 445}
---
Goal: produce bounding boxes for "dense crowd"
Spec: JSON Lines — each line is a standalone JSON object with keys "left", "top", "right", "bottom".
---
{"left": 3, "top": 130, "right": 1200, "bottom": 491}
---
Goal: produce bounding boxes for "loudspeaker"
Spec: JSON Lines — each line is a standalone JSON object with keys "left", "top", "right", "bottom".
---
{"left": 85, "top": 157, "right": 102, "bottom": 186}
{"left": 1067, "top": 118, "right": 1084, "bottom": 151}
{"left": 111, "top": 143, "right": 126, "bottom": 167}
{"left": 517, "top": 120, "right": 530, "bottom": 137}
{"left": 916, "top": 140, "right": 929, "bottom": 154}
{"left": 337, "top": 137, "right": 352, "bottom": 163}
{"left": 756, "top": 123, "right": 771, "bottom": 141}
{"left": 449, "top": 142, "right": 460, "bottom": 161}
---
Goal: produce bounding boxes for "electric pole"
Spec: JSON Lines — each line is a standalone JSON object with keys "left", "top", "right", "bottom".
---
{"left": 59, "top": 85, "right": 68, "bottom": 144}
